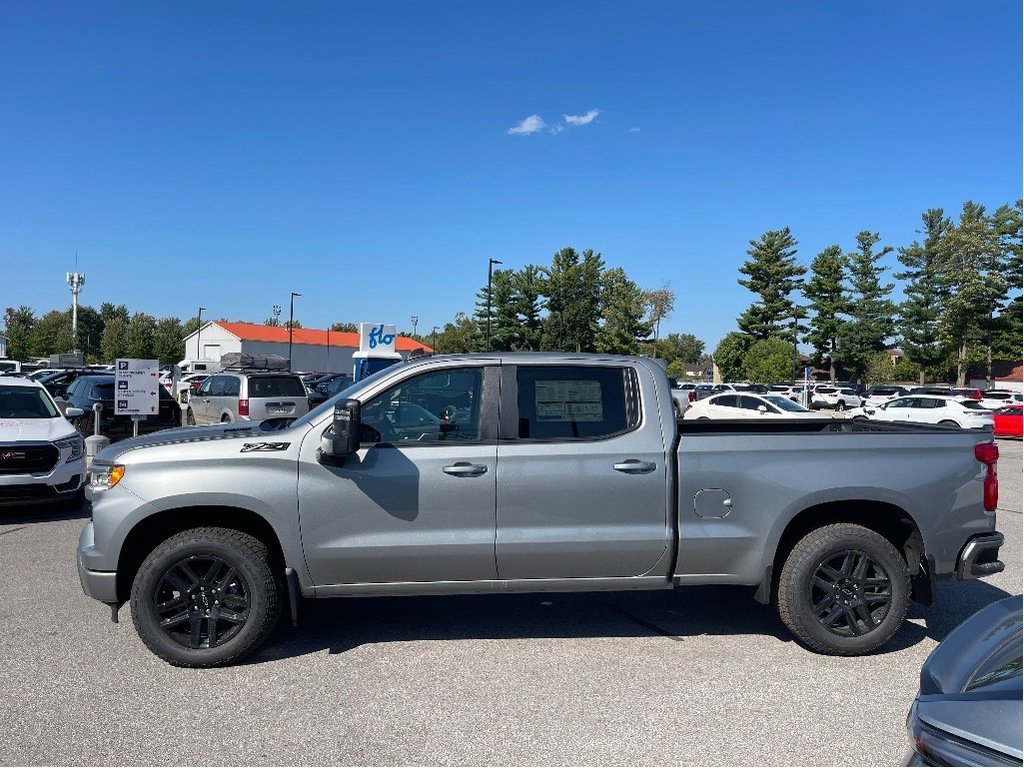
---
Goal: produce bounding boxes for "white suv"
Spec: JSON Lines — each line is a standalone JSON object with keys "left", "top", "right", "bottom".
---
{"left": 0, "top": 376, "right": 86, "bottom": 508}
{"left": 810, "top": 386, "right": 863, "bottom": 411}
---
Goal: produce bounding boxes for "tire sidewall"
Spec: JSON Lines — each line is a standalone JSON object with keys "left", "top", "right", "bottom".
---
{"left": 130, "top": 529, "right": 278, "bottom": 667}
{"left": 778, "top": 524, "right": 910, "bottom": 655}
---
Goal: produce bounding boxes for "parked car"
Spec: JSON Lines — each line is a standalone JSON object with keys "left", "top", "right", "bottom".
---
{"left": 173, "top": 373, "right": 209, "bottom": 403}
{"left": 993, "top": 405, "right": 1023, "bottom": 439}
{"left": 979, "top": 390, "right": 1024, "bottom": 410}
{"left": 949, "top": 387, "right": 983, "bottom": 400}
{"left": 186, "top": 371, "right": 310, "bottom": 425}
{"left": 850, "top": 395, "right": 995, "bottom": 430}
{"left": 683, "top": 392, "right": 820, "bottom": 419}
{"left": 904, "top": 594, "right": 1022, "bottom": 767}
{"left": 810, "top": 386, "right": 863, "bottom": 411}
{"left": 306, "top": 374, "right": 355, "bottom": 409}
{"left": 37, "top": 367, "right": 93, "bottom": 399}
{"left": 60, "top": 374, "right": 181, "bottom": 440}
{"left": 863, "top": 384, "right": 911, "bottom": 407}
{"left": 0, "top": 376, "right": 86, "bottom": 508}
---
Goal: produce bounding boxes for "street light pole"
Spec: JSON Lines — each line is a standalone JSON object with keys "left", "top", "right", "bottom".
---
{"left": 411, "top": 315, "right": 419, "bottom": 338}
{"left": 196, "top": 306, "right": 206, "bottom": 360}
{"left": 288, "top": 292, "right": 301, "bottom": 372}
{"left": 486, "top": 258, "right": 502, "bottom": 350}
{"left": 431, "top": 325, "right": 439, "bottom": 351}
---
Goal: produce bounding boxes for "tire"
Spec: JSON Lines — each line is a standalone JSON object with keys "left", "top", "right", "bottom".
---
{"left": 777, "top": 523, "right": 909, "bottom": 655}
{"left": 130, "top": 527, "right": 281, "bottom": 668}
{"left": 836, "top": 401, "right": 846, "bottom": 412}
{"left": 938, "top": 420, "right": 960, "bottom": 428}
{"left": 852, "top": 415, "right": 868, "bottom": 422}
{"left": 221, "top": 414, "right": 232, "bottom": 423}
{"left": 185, "top": 408, "right": 196, "bottom": 426}
{"left": 73, "top": 415, "right": 94, "bottom": 437}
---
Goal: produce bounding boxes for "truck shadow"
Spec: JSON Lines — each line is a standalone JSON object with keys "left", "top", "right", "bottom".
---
{"left": 0, "top": 500, "right": 89, "bottom": 524}
{"left": 250, "top": 579, "right": 1014, "bottom": 664}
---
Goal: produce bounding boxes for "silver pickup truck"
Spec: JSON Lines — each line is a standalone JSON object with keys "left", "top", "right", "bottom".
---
{"left": 78, "top": 353, "right": 1005, "bottom": 667}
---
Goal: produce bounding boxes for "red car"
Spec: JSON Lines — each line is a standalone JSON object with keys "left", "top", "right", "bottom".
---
{"left": 992, "top": 404, "right": 1023, "bottom": 439}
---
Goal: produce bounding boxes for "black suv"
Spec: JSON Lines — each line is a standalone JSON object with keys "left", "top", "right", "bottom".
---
{"left": 60, "top": 374, "right": 181, "bottom": 439}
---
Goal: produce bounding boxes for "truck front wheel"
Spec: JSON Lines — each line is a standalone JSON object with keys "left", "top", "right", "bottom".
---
{"left": 130, "top": 527, "right": 281, "bottom": 667}
{"left": 777, "top": 524, "right": 909, "bottom": 655}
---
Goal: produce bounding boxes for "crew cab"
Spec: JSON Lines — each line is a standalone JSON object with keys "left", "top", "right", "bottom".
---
{"left": 78, "top": 354, "right": 1005, "bottom": 667}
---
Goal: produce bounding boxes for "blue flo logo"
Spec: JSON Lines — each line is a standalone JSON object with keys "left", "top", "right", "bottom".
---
{"left": 368, "top": 324, "right": 395, "bottom": 350}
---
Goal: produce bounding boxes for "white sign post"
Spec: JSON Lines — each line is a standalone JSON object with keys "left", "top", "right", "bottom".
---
{"left": 115, "top": 358, "right": 160, "bottom": 436}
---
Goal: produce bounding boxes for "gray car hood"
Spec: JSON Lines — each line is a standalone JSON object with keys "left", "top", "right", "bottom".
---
{"left": 94, "top": 421, "right": 296, "bottom": 462}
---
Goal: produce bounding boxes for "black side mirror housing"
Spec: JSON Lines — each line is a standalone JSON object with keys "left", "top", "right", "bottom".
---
{"left": 319, "top": 398, "right": 361, "bottom": 465}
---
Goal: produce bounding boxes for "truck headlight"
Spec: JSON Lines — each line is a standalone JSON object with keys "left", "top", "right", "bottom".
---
{"left": 55, "top": 434, "right": 85, "bottom": 464}
{"left": 89, "top": 464, "right": 125, "bottom": 491}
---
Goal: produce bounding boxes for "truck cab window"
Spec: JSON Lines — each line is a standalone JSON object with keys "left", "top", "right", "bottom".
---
{"left": 516, "top": 366, "right": 637, "bottom": 440}
{"left": 361, "top": 369, "right": 482, "bottom": 444}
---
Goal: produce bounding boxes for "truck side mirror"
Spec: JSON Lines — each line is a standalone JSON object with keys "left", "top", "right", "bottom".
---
{"left": 319, "top": 398, "right": 361, "bottom": 465}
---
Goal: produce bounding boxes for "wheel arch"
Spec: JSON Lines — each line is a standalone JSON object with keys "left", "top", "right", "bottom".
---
{"left": 765, "top": 499, "right": 927, "bottom": 603}
{"left": 116, "top": 506, "right": 287, "bottom": 603}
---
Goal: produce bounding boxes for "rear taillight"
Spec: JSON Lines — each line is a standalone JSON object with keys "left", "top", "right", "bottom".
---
{"left": 688, "top": 391, "right": 697, "bottom": 403}
{"left": 975, "top": 442, "right": 999, "bottom": 511}
{"left": 238, "top": 398, "right": 249, "bottom": 417}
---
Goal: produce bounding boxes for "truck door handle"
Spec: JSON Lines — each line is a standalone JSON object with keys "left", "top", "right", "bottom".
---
{"left": 613, "top": 460, "right": 656, "bottom": 474}
{"left": 442, "top": 462, "right": 488, "bottom": 477}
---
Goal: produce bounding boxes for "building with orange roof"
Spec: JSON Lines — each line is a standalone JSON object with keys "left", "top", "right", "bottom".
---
{"left": 182, "top": 321, "right": 432, "bottom": 374}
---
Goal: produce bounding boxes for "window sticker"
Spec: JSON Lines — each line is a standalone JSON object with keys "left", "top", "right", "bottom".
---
{"left": 535, "top": 380, "right": 603, "bottom": 422}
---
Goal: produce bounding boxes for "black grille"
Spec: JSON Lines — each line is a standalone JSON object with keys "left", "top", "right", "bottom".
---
{"left": 0, "top": 444, "right": 60, "bottom": 475}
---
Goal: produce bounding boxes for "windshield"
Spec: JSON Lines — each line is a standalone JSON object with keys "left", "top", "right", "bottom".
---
{"left": 289, "top": 365, "right": 400, "bottom": 429}
{"left": 764, "top": 395, "right": 810, "bottom": 412}
{"left": 0, "top": 384, "right": 59, "bottom": 418}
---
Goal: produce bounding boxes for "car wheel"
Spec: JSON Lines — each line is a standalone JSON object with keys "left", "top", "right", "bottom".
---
{"left": 777, "top": 523, "right": 909, "bottom": 655}
{"left": 836, "top": 401, "right": 846, "bottom": 412}
{"left": 73, "top": 415, "right": 94, "bottom": 437}
{"left": 852, "top": 415, "right": 868, "bottom": 421}
{"left": 185, "top": 408, "right": 196, "bottom": 426}
{"left": 130, "top": 527, "right": 281, "bottom": 668}
{"left": 221, "top": 414, "right": 232, "bottom": 423}
{"left": 938, "top": 420, "right": 960, "bottom": 428}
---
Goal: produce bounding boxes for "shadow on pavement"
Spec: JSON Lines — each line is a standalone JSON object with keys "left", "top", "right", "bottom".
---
{"left": 0, "top": 499, "right": 89, "bottom": 525}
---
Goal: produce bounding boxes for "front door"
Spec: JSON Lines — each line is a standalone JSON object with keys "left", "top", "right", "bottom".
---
{"left": 297, "top": 364, "right": 499, "bottom": 585}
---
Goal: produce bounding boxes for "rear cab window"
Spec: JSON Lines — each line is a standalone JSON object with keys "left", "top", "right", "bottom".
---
{"left": 515, "top": 366, "right": 638, "bottom": 440}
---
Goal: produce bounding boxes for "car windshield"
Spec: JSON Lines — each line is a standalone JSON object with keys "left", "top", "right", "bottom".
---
{"left": 764, "top": 395, "right": 810, "bottom": 412}
{"left": 249, "top": 376, "right": 306, "bottom": 397}
{"left": 994, "top": 407, "right": 1022, "bottom": 416}
{"left": 0, "top": 385, "right": 59, "bottom": 418}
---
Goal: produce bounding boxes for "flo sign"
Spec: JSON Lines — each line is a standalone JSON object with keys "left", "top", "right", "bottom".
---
{"left": 358, "top": 323, "right": 397, "bottom": 355}
{"left": 115, "top": 358, "right": 160, "bottom": 417}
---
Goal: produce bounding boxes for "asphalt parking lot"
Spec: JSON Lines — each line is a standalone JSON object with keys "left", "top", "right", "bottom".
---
{"left": 0, "top": 440, "right": 1020, "bottom": 766}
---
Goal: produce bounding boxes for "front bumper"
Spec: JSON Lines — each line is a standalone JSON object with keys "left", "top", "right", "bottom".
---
{"left": 956, "top": 532, "right": 1005, "bottom": 580}
{"left": 77, "top": 521, "right": 119, "bottom": 603}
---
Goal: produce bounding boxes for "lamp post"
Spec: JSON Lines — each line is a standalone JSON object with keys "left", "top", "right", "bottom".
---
{"left": 431, "top": 326, "right": 439, "bottom": 351}
{"left": 411, "top": 315, "right": 419, "bottom": 338}
{"left": 486, "top": 258, "right": 502, "bottom": 350}
{"left": 288, "top": 292, "right": 301, "bottom": 371}
{"left": 196, "top": 306, "right": 206, "bottom": 360}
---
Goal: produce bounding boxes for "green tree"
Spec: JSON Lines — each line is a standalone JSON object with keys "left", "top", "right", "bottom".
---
{"left": 126, "top": 312, "right": 158, "bottom": 359}
{"left": 642, "top": 283, "right": 675, "bottom": 356}
{"left": 433, "top": 312, "right": 479, "bottom": 353}
{"left": 153, "top": 317, "right": 185, "bottom": 365}
{"left": 330, "top": 322, "right": 359, "bottom": 332}
{"left": 75, "top": 305, "right": 104, "bottom": 363}
{"left": 656, "top": 333, "right": 705, "bottom": 368}
{"left": 936, "top": 203, "right": 1008, "bottom": 385}
{"left": 896, "top": 209, "right": 952, "bottom": 384}
{"left": 737, "top": 228, "right": 806, "bottom": 342}
{"left": 803, "top": 245, "right": 848, "bottom": 381}
{"left": 713, "top": 332, "right": 751, "bottom": 382}
{"left": 742, "top": 338, "right": 793, "bottom": 383}
{"left": 101, "top": 316, "right": 130, "bottom": 362}
{"left": 476, "top": 268, "right": 519, "bottom": 351}
{"left": 511, "top": 265, "right": 545, "bottom": 351}
{"left": 596, "top": 267, "right": 649, "bottom": 354}
{"left": 835, "top": 231, "right": 896, "bottom": 381}
{"left": 541, "top": 247, "right": 603, "bottom": 352}
{"left": 3, "top": 306, "right": 36, "bottom": 361}
{"left": 30, "top": 310, "right": 74, "bottom": 358}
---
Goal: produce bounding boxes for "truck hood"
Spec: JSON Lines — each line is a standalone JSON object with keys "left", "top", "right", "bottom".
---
{"left": 95, "top": 421, "right": 292, "bottom": 461}
{"left": 0, "top": 417, "right": 77, "bottom": 443}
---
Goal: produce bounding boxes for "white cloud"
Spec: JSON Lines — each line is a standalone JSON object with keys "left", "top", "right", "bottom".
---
{"left": 508, "top": 115, "right": 546, "bottom": 135}
{"left": 627, "top": 127, "right": 641, "bottom": 133}
{"left": 563, "top": 109, "right": 600, "bottom": 126}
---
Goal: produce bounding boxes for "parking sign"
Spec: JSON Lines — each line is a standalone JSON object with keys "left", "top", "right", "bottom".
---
{"left": 115, "top": 359, "right": 160, "bottom": 415}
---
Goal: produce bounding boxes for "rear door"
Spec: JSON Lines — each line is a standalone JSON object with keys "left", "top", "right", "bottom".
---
{"left": 247, "top": 375, "right": 309, "bottom": 421}
{"left": 494, "top": 362, "right": 670, "bottom": 579}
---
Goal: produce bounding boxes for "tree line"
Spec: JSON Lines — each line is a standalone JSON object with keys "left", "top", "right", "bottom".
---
{"left": 714, "top": 200, "right": 1022, "bottom": 386}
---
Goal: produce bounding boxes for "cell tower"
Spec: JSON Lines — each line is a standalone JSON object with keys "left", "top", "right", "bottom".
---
{"left": 66, "top": 262, "right": 86, "bottom": 355}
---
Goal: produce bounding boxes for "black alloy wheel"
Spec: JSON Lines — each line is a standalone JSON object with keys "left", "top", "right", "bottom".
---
{"left": 777, "top": 523, "right": 909, "bottom": 655}
{"left": 151, "top": 554, "right": 250, "bottom": 651}
{"left": 808, "top": 549, "right": 893, "bottom": 638}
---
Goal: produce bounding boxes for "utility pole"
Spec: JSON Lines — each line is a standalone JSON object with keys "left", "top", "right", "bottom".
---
{"left": 411, "top": 315, "right": 419, "bottom": 338}
{"left": 431, "top": 326, "right": 439, "bottom": 351}
{"left": 196, "top": 307, "right": 206, "bottom": 359}
{"left": 288, "top": 292, "right": 301, "bottom": 371}
{"left": 66, "top": 268, "right": 86, "bottom": 356}
{"left": 272, "top": 304, "right": 282, "bottom": 325}
{"left": 486, "top": 258, "right": 502, "bottom": 350}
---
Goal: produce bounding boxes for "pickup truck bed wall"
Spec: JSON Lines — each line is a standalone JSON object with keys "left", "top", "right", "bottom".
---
{"left": 77, "top": 353, "right": 1003, "bottom": 667}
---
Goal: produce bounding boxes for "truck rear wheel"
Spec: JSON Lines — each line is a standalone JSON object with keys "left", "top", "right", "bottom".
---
{"left": 777, "top": 524, "right": 909, "bottom": 655}
{"left": 130, "top": 527, "right": 280, "bottom": 668}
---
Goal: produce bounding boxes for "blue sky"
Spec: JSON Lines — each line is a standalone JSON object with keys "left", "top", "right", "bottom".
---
{"left": 1, "top": 1, "right": 1020, "bottom": 351}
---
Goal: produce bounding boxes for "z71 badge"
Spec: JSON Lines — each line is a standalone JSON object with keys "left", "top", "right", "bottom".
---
{"left": 240, "top": 442, "right": 291, "bottom": 453}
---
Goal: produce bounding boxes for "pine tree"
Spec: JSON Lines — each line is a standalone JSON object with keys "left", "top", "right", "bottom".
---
{"left": 835, "top": 231, "right": 896, "bottom": 381}
{"left": 511, "top": 265, "right": 545, "bottom": 350}
{"left": 803, "top": 244, "right": 848, "bottom": 381}
{"left": 896, "top": 209, "right": 951, "bottom": 384}
{"left": 596, "top": 267, "right": 650, "bottom": 354}
{"left": 541, "top": 247, "right": 603, "bottom": 352}
{"left": 737, "top": 228, "right": 806, "bottom": 342}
